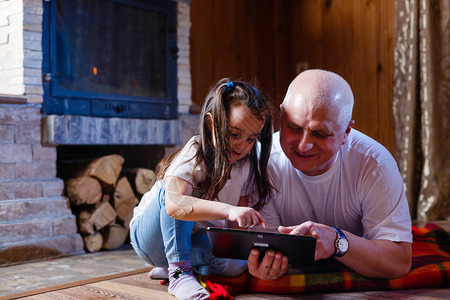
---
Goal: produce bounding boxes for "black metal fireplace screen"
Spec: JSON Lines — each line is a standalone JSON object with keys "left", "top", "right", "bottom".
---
{"left": 43, "top": 0, "right": 178, "bottom": 119}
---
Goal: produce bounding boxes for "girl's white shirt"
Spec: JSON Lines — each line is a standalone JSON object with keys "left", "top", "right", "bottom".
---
{"left": 130, "top": 136, "right": 254, "bottom": 231}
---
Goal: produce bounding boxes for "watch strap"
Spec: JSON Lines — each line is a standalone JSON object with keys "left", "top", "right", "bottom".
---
{"left": 331, "top": 226, "right": 348, "bottom": 257}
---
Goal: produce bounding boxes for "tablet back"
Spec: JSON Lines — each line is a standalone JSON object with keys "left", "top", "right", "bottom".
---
{"left": 206, "top": 227, "right": 316, "bottom": 267}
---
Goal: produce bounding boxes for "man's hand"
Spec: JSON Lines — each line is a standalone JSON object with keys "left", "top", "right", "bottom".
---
{"left": 278, "top": 221, "right": 336, "bottom": 260}
{"left": 279, "top": 221, "right": 412, "bottom": 278}
{"left": 247, "top": 249, "right": 288, "bottom": 280}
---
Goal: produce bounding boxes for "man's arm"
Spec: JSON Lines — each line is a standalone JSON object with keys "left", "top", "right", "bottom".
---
{"left": 279, "top": 222, "right": 412, "bottom": 279}
{"left": 248, "top": 221, "right": 411, "bottom": 280}
{"left": 333, "top": 230, "right": 412, "bottom": 279}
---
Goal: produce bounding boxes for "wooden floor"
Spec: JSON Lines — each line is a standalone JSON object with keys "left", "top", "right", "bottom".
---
{"left": 5, "top": 270, "right": 450, "bottom": 300}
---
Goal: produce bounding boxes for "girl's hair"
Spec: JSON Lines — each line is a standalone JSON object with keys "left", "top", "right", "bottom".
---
{"left": 156, "top": 78, "right": 274, "bottom": 211}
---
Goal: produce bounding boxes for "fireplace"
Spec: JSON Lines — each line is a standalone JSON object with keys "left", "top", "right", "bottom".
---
{"left": 42, "top": 0, "right": 178, "bottom": 119}
{"left": 0, "top": 0, "right": 194, "bottom": 266}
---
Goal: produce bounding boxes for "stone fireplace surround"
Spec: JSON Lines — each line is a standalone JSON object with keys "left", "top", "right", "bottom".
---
{"left": 0, "top": 0, "right": 195, "bottom": 266}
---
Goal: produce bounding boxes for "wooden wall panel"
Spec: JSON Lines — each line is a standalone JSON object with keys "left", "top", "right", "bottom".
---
{"left": 273, "top": 0, "right": 293, "bottom": 126}
{"left": 190, "top": 0, "right": 287, "bottom": 111}
{"left": 375, "top": 0, "right": 396, "bottom": 153}
{"left": 190, "top": 0, "right": 214, "bottom": 104}
{"left": 190, "top": 0, "right": 396, "bottom": 153}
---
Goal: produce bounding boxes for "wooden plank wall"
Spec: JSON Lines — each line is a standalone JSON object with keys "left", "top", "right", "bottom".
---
{"left": 190, "top": 0, "right": 396, "bottom": 154}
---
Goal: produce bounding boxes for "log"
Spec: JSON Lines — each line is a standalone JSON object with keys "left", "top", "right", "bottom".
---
{"left": 126, "top": 168, "right": 156, "bottom": 195}
{"left": 63, "top": 154, "right": 125, "bottom": 187}
{"left": 113, "top": 177, "right": 139, "bottom": 221}
{"left": 102, "top": 224, "right": 128, "bottom": 250}
{"left": 66, "top": 176, "right": 102, "bottom": 205}
{"left": 78, "top": 210, "right": 94, "bottom": 235}
{"left": 101, "top": 193, "right": 111, "bottom": 203}
{"left": 84, "top": 154, "right": 125, "bottom": 187}
{"left": 91, "top": 201, "right": 117, "bottom": 231}
{"left": 59, "top": 154, "right": 125, "bottom": 188}
{"left": 77, "top": 201, "right": 117, "bottom": 235}
{"left": 83, "top": 232, "right": 103, "bottom": 253}
{"left": 94, "top": 193, "right": 111, "bottom": 209}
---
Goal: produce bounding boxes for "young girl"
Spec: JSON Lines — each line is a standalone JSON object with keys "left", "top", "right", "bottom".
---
{"left": 129, "top": 79, "right": 274, "bottom": 300}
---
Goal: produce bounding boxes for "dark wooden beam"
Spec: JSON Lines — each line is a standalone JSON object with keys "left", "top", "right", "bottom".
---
{"left": 0, "top": 94, "right": 27, "bottom": 104}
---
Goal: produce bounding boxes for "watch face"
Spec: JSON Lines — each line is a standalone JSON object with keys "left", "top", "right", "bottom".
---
{"left": 338, "top": 238, "right": 349, "bottom": 252}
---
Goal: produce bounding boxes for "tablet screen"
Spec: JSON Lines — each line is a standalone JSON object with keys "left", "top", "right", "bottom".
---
{"left": 206, "top": 227, "right": 316, "bottom": 266}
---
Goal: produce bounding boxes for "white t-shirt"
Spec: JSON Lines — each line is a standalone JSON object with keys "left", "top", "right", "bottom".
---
{"left": 261, "top": 130, "right": 412, "bottom": 243}
{"left": 130, "top": 136, "right": 254, "bottom": 230}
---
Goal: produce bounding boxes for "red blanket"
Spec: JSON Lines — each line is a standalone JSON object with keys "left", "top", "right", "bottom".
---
{"left": 201, "top": 224, "right": 450, "bottom": 299}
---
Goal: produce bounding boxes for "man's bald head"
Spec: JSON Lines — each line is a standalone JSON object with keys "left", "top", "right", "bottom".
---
{"left": 282, "top": 69, "right": 354, "bottom": 131}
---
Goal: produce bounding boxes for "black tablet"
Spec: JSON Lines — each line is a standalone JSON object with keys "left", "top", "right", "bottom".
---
{"left": 206, "top": 227, "right": 316, "bottom": 267}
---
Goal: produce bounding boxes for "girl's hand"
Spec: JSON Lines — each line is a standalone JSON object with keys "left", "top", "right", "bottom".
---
{"left": 227, "top": 207, "right": 267, "bottom": 229}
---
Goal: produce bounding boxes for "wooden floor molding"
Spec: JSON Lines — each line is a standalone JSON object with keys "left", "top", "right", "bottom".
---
{"left": 3, "top": 267, "right": 152, "bottom": 300}
{"left": 4, "top": 268, "right": 450, "bottom": 300}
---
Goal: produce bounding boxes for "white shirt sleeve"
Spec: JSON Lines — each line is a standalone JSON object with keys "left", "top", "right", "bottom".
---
{"left": 360, "top": 157, "right": 412, "bottom": 242}
{"left": 165, "top": 136, "right": 206, "bottom": 185}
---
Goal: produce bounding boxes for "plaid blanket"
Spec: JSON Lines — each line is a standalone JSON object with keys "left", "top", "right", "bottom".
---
{"left": 200, "top": 223, "right": 450, "bottom": 299}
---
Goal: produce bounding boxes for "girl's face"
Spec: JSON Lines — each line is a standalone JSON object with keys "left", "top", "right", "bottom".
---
{"left": 227, "top": 104, "right": 264, "bottom": 164}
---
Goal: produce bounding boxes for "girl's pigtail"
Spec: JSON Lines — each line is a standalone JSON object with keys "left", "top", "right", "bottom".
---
{"left": 194, "top": 79, "right": 233, "bottom": 200}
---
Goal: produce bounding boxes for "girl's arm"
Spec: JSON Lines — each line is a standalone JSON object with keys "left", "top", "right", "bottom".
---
{"left": 165, "top": 176, "right": 266, "bottom": 228}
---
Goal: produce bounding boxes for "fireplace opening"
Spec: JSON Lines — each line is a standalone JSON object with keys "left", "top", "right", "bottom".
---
{"left": 43, "top": 0, "right": 178, "bottom": 119}
{"left": 57, "top": 145, "right": 166, "bottom": 252}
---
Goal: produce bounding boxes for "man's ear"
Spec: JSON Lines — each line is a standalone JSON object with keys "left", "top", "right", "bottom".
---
{"left": 279, "top": 103, "right": 285, "bottom": 118}
{"left": 342, "top": 120, "right": 355, "bottom": 145}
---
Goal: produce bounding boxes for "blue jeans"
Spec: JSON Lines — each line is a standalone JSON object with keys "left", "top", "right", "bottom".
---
{"left": 129, "top": 184, "right": 247, "bottom": 277}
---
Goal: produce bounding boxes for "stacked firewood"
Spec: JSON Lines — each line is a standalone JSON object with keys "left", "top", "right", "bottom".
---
{"left": 63, "top": 154, "right": 156, "bottom": 252}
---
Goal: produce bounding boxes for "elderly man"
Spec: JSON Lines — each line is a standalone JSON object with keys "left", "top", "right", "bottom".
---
{"left": 248, "top": 69, "right": 412, "bottom": 280}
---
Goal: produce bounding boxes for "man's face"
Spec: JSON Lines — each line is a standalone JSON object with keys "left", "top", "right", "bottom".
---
{"left": 279, "top": 98, "right": 351, "bottom": 176}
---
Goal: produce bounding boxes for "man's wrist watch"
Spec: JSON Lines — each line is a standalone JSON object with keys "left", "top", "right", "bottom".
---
{"left": 331, "top": 226, "right": 349, "bottom": 257}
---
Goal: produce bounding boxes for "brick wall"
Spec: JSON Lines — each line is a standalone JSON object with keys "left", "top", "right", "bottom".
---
{"left": 0, "top": 0, "right": 24, "bottom": 95}
{"left": 0, "top": 0, "right": 43, "bottom": 102}
{"left": 0, "top": 102, "right": 84, "bottom": 265}
{"left": 177, "top": 0, "right": 192, "bottom": 114}
{"left": 0, "top": 104, "right": 61, "bottom": 200}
